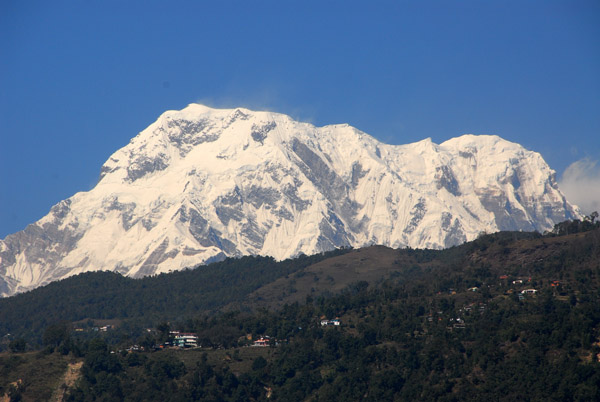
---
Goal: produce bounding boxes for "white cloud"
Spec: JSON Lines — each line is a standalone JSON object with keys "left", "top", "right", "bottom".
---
{"left": 559, "top": 158, "right": 600, "bottom": 216}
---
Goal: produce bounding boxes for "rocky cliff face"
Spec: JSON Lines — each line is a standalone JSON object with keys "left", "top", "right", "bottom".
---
{"left": 0, "top": 104, "right": 580, "bottom": 296}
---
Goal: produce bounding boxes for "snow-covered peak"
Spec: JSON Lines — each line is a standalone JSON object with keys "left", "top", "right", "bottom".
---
{"left": 0, "top": 105, "right": 581, "bottom": 297}
{"left": 442, "top": 134, "right": 527, "bottom": 157}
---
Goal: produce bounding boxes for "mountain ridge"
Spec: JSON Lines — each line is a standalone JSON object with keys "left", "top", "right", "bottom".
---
{"left": 0, "top": 104, "right": 580, "bottom": 296}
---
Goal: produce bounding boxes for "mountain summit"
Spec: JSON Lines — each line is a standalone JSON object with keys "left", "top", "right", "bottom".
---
{"left": 0, "top": 104, "right": 580, "bottom": 296}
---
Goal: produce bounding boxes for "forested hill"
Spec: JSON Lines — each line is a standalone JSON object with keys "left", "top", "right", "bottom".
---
{"left": 0, "top": 248, "right": 351, "bottom": 343}
{"left": 1, "top": 224, "right": 600, "bottom": 400}
{"left": 1, "top": 224, "right": 598, "bottom": 345}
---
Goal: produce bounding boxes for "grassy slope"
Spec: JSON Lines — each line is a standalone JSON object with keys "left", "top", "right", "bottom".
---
{"left": 0, "top": 351, "right": 76, "bottom": 401}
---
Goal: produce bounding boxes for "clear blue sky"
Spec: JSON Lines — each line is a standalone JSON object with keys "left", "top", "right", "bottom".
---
{"left": 1, "top": 0, "right": 599, "bottom": 238}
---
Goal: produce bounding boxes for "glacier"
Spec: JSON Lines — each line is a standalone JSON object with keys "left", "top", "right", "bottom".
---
{"left": 0, "top": 104, "right": 580, "bottom": 297}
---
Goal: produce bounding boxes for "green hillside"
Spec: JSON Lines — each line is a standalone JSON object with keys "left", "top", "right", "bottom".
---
{"left": 1, "top": 223, "right": 600, "bottom": 401}
{"left": 0, "top": 249, "right": 350, "bottom": 344}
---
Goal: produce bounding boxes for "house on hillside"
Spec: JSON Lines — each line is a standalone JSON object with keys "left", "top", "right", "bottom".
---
{"left": 521, "top": 289, "right": 537, "bottom": 295}
{"left": 252, "top": 336, "right": 270, "bottom": 347}
{"left": 320, "top": 318, "right": 341, "bottom": 326}
{"left": 172, "top": 332, "right": 199, "bottom": 348}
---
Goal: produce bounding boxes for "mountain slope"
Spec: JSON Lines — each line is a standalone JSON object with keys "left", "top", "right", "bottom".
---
{"left": 0, "top": 104, "right": 580, "bottom": 296}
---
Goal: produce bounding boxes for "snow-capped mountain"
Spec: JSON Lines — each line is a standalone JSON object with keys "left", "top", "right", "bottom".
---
{"left": 0, "top": 104, "right": 580, "bottom": 296}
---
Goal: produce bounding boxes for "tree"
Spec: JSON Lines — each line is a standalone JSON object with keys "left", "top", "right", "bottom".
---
{"left": 86, "top": 339, "right": 118, "bottom": 368}
{"left": 9, "top": 337, "right": 26, "bottom": 353}
{"left": 42, "top": 321, "right": 71, "bottom": 353}
{"left": 156, "top": 322, "right": 171, "bottom": 343}
{"left": 252, "top": 356, "right": 267, "bottom": 371}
